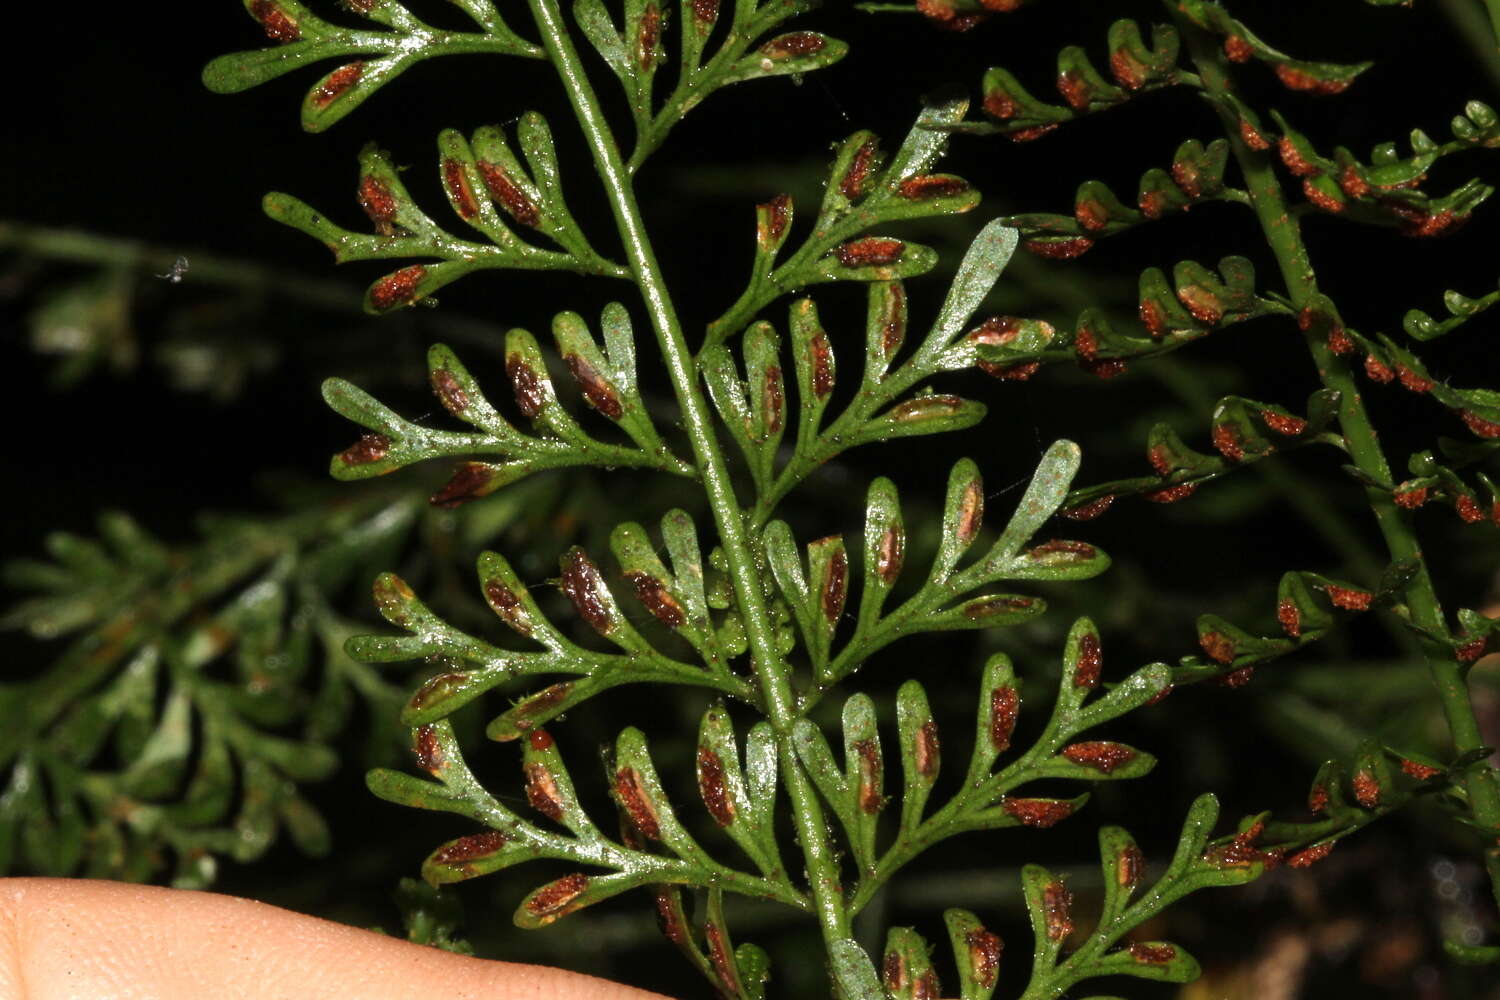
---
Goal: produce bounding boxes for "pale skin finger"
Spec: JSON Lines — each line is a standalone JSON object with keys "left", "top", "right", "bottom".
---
{"left": 0, "top": 879, "right": 675, "bottom": 1000}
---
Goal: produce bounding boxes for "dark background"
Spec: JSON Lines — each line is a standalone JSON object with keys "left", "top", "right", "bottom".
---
{"left": 4, "top": 2, "right": 1500, "bottom": 997}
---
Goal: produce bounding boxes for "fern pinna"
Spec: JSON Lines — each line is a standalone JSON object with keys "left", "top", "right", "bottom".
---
{"left": 198, "top": 0, "right": 1500, "bottom": 994}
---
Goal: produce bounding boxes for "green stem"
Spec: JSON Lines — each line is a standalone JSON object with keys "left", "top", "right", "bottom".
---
{"left": 526, "top": 0, "right": 853, "bottom": 955}
{"left": 1176, "top": 9, "right": 1500, "bottom": 913}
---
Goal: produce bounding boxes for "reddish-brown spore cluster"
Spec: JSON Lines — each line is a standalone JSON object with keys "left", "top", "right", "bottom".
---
{"left": 1286, "top": 841, "right": 1335, "bottom": 868}
{"left": 899, "top": 175, "right": 970, "bottom": 200}
{"left": 915, "top": 719, "right": 941, "bottom": 780}
{"left": 967, "top": 928, "right": 1002, "bottom": 988}
{"left": 839, "top": 140, "right": 879, "bottom": 201}
{"left": 370, "top": 265, "right": 427, "bottom": 311}
{"left": 1042, "top": 880, "right": 1074, "bottom": 941}
{"left": 250, "top": 0, "right": 300, "bottom": 42}
{"left": 1061, "top": 741, "right": 1136, "bottom": 774}
{"left": 989, "top": 687, "right": 1019, "bottom": 752}
{"left": 1003, "top": 798, "right": 1074, "bottom": 828}
{"left": 1352, "top": 770, "right": 1382, "bottom": 808}
{"left": 877, "top": 524, "right": 905, "bottom": 585}
{"left": 836, "top": 237, "right": 905, "bottom": 268}
{"left": 525, "top": 873, "right": 590, "bottom": 919}
{"left": 477, "top": 162, "right": 541, "bottom": 227}
{"left": 561, "top": 549, "right": 613, "bottom": 635}
{"left": 1023, "top": 237, "right": 1094, "bottom": 259}
{"left": 1275, "top": 64, "right": 1353, "bottom": 96}
{"left": 413, "top": 724, "right": 445, "bottom": 774}
{"left": 1199, "top": 630, "right": 1237, "bottom": 665}
{"left": 506, "top": 353, "right": 547, "bottom": 418}
{"left": 358, "top": 175, "right": 398, "bottom": 233}
{"left": 1074, "top": 633, "right": 1102, "bottom": 688}
{"left": 564, "top": 354, "right": 624, "bottom": 419}
{"left": 484, "top": 580, "right": 533, "bottom": 636}
{"left": 339, "top": 432, "right": 390, "bottom": 467}
{"left": 762, "top": 32, "right": 826, "bottom": 58}
{"left": 821, "top": 546, "right": 848, "bottom": 623}
{"left": 697, "top": 746, "right": 735, "bottom": 826}
{"left": 625, "top": 571, "right": 685, "bottom": 628}
{"left": 431, "top": 831, "right": 505, "bottom": 866}
{"left": 312, "top": 63, "right": 365, "bottom": 109}
{"left": 1278, "top": 599, "right": 1302, "bottom": 638}
{"left": 430, "top": 462, "right": 495, "bottom": 509}
{"left": 615, "top": 767, "right": 662, "bottom": 839}
{"left": 1325, "top": 585, "right": 1372, "bottom": 611}
{"left": 1130, "top": 942, "right": 1178, "bottom": 965}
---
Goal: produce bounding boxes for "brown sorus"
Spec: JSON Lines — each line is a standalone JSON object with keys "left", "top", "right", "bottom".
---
{"left": 1325, "top": 585, "right": 1372, "bottom": 611}
{"left": 855, "top": 739, "right": 882, "bottom": 814}
{"left": 358, "top": 175, "right": 398, "bottom": 234}
{"left": 1364, "top": 354, "right": 1395, "bottom": 383}
{"left": 1042, "top": 880, "right": 1074, "bottom": 941}
{"left": 820, "top": 544, "right": 848, "bottom": 623}
{"left": 877, "top": 524, "right": 904, "bottom": 586}
{"left": 431, "top": 831, "right": 505, "bottom": 866}
{"left": 912, "top": 972, "right": 939, "bottom": 1000}
{"left": 957, "top": 480, "right": 984, "bottom": 543}
{"left": 1275, "top": 63, "right": 1353, "bottom": 95}
{"left": 1147, "top": 443, "right": 1175, "bottom": 478}
{"left": 1056, "top": 70, "right": 1091, "bottom": 111}
{"left": 1212, "top": 423, "right": 1245, "bottom": 462}
{"left": 564, "top": 353, "right": 624, "bottom": 419}
{"left": 983, "top": 90, "right": 1020, "bottom": 120}
{"left": 1339, "top": 163, "right": 1372, "bottom": 199}
{"left": 1028, "top": 539, "right": 1098, "bottom": 560}
{"left": 1328, "top": 326, "right": 1355, "bottom": 355}
{"left": 430, "top": 367, "right": 470, "bottom": 415}
{"left": 1172, "top": 159, "right": 1204, "bottom": 199}
{"left": 760, "top": 365, "right": 785, "bottom": 434}
{"left": 1239, "top": 118, "right": 1272, "bottom": 151}
{"left": 1278, "top": 599, "right": 1302, "bottom": 638}
{"left": 312, "top": 62, "right": 365, "bottom": 108}
{"left": 1461, "top": 409, "right": 1500, "bottom": 438}
{"left": 840, "top": 140, "right": 880, "bottom": 201}
{"left": 1394, "top": 486, "right": 1429, "bottom": 509}
{"left": 1199, "top": 630, "right": 1236, "bottom": 665}
{"left": 1073, "top": 323, "right": 1099, "bottom": 361}
{"left": 1023, "top": 236, "right": 1093, "bottom": 258}
{"left": 1061, "top": 741, "right": 1136, "bottom": 774}
{"left": 637, "top": 3, "right": 661, "bottom": 71}
{"left": 1353, "top": 770, "right": 1381, "bottom": 808}
{"left": 1109, "top": 48, "right": 1148, "bottom": 90}
{"left": 339, "top": 432, "right": 390, "bottom": 466}
{"left": 1075, "top": 633, "right": 1103, "bottom": 688}
{"left": 625, "top": 571, "right": 685, "bottom": 628}
{"left": 1143, "top": 483, "right": 1197, "bottom": 503}
{"left": 836, "top": 237, "right": 905, "bottom": 268}
{"left": 809, "top": 328, "right": 834, "bottom": 398}
{"left": 1139, "top": 297, "right": 1168, "bottom": 336}
{"left": 966, "top": 928, "right": 1002, "bottom": 988}
{"left": 1061, "top": 494, "right": 1114, "bottom": 520}
{"left": 1455, "top": 495, "right": 1485, "bottom": 524}
{"left": 561, "top": 548, "right": 613, "bottom": 634}
{"left": 882, "top": 950, "right": 906, "bottom": 994}
{"left": 525, "top": 762, "right": 565, "bottom": 821}
{"left": 525, "top": 873, "right": 589, "bottom": 919}
{"left": 1304, "top": 178, "right": 1344, "bottom": 213}
{"left": 1004, "top": 797, "right": 1073, "bottom": 828}
{"left": 476, "top": 162, "right": 541, "bottom": 227}
{"left": 1217, "top": 666, "right": 1255, "bottom": 688}
{"left": 1075, "top": 195, "right": 1110, "bottom": 231}
{"left": 507, "top": 353, "right": 547, "bottom": 418}
{"left": 1276, "top": 135, "right": 1321, "bottom": 177}
{"left": 990, "top": 686, "right": 1019, "bottom": 752}
{"left": 964, "top": 596, "right": 1035, "bottom": 620}
{"left": 1084, "top": 358, "right": 1128, "bottom": 379}
{"left": 430, "top": 462, "right": 495, "bottom": 508}
{"left": 880, "top": 285, "right": 906, "bottom": 357}
{"left": 758, "top": 193, "right": 791, "bottom": 248}
{"left": 697, "top": 746, "right": 736, "bottom": 826}
{"left": 1008, "top": 124, "right": 1061, "bottom": 142}
{"left": 484, "top": 580, "right": 534, "bottom": 636}
{"left": 763, "top": 31, "right": 826, "bottom": 57}
{"left": 1457, "top": 636, "right": 1489, "bottom": 662}
{"left": 653, "top": 888, "right": 689, "bottom": 945}
{"left": 508, "top": 686, "right": 573, "bottom": 734}
{"left": 413, "top": 724, "right": 445, "bottom": 774}
{"left": 442, "top": 158, "right": 480, "bottom": 219}
{"left": 898, "top": 175, "right": 970, "bottom": 200}
{"left": 690, "top": 0, "right": 719, "bottom": 25}
{"left": 1286, "top": 841, "right": 1334, "bottom": 868}
{"left": 704, "top": 919, "right": 738, "bottom": 991}
{"left": 1177, "top": 285, "right": 1223, "bottom": 325}
{"left": 915, "top": 719, "right": 940, "bottom": 780}
{"left": 1260, "top": 409, "right": 1308, "bottom": 436}
{"left": 889, "top": 395, "right": 964, "bottom": 421}
{"left": 979, "top": 359, "right": 1041, "bottom": 381}
{"left": 370, "top": 265, "right": 426, "bottom": 310}
{"left": 1401, "top": 759, "right": 1443, "bottom": 780}
{"left": 1223, "top": 35, "right": 1253, "bottom": 62}
{"left": 250, "top": 0, "right": 300, "bottom": 43}
{"left": 1308, "top": 782, "right": 1329, "bottom": 813}
{"left": 527, "top": 728, "right": 556, "bottom": 752}
{"left": 1130, "top": 942, "right": 1178, "bottom": 964}
{"left": 1118, "top": 843, "right": 1144, "bottom": 888}
{"left": 615, "top": 767, "right": 662, "bottom": 839}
